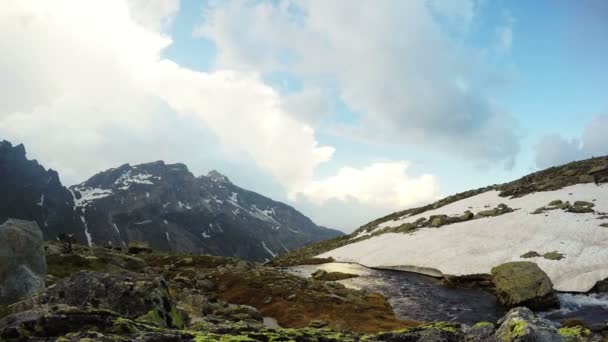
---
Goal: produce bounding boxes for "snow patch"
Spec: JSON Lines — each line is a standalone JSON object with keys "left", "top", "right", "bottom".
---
{"left": 261, "top": 241, "right": 277, "bottom": 258}
{"left": 321, "top": 183, "right": 608, "bottom": 292}
{"left": 133, "top": 220, "right": 152, "bottom": 225}
{"left": 37, "top": 194, "right": 45, "bottom": 207}
{"left": 229, "top": 192, "right": 238, "bottom": 202}
{"left": 72, "top": 187, "right": 113, "bottom": 208}
{"left": 114, "top": 170, "right": 159, "bottom": 190}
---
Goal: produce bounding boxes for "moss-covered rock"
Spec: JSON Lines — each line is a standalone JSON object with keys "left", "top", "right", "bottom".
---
{"left": 495, "top": 307, "right": 562, "bottom": 342}
{"left": 13, "top": 271, "right": 185, "bottom": 329}
{"left": 543, "top": 251, "right": 565, "bottom": 260}
{"left": 520, "top": 251, "right": 541, "bottom": 258}
{"left": 491, "top": 262, "right": 558, "bottom": 310}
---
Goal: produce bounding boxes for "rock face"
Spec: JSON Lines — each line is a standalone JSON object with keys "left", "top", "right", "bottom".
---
{"left": 0, "top": 141, "right": 84, "bottom": 241}
{"left": 491, "top": 262, "right": 558, "bottom": 310}
{"left": 70, "top": 162, "right": 342, "bottom": 261}
{"left": 0, "top": 219, "right": 47, "bottom": 305}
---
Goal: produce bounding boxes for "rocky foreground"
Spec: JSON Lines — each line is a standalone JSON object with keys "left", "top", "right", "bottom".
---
{"left": 1, "top": 220, "right": 605, "bottom": 341}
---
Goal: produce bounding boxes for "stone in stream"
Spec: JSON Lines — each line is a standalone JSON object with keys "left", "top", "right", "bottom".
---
{"left": 0, "top": 219, "right": 47, "bottom": 305}
{"left": 494, "top": 307, "right": 564, "bottom": 342}
{"left": 491, "top": 261, "right": 558, "bottom": 310}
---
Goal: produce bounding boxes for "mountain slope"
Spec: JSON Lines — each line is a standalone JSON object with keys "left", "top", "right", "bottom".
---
{"left": 277, "top": 156, "right": 608, "bottom": 292}
{"left": 0, "top": 141, "right": 84, "bottom": 241}
{"left": 70, "top": 161, "right": 343, "bottom": 261}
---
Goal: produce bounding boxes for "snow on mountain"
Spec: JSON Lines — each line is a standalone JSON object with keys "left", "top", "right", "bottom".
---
{"left": 69, "top": 161, "right": 343, "bottom": 261}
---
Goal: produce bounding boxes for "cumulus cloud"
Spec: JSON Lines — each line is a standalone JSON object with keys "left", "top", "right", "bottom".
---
{"left": 296, "top": 161, "right": 440, "bottom": 209}
{"left": 534, "top": 115, "right": 608, "bottom": 169}
{"left": 0, "top": 0, "right": 332, "bottom": 191}
{"left": 0, "top": 0, "right": 440, "bottom": 227}
{"left": 196, "top": 0, "right": 520, "bottom": 167}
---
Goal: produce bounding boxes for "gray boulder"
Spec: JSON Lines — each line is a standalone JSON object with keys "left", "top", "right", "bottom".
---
{"left": 0, "top": 219, "right": 46, "bottom": 305}
{"left": 491, "top": 261, "right": 558, "bottom": 310}
{"left": 494, "top": 307, "right": 562, "bottom": 342}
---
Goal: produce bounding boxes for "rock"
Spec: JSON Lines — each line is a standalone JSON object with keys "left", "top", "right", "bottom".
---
{"left": 309, "top": 319, "right": 329, "bottom": 328}
{"left": 195, "top": 278, "right": 217, "bottom": 291}
{"left": 491, "top": 262, "right": 558, "bottom": 310}
{"left": 465, "top": 322, "right": 496, "bottom": 341}
{"left": 127, "top": 241, "right": 152, "bottom": 254}
{"left": 0, "top": 219, "right": 47, "bottom": 305}
{"left": 520, "top": 251, "right": 541, "bottom": 258}
{"left": 495, "top": 307, "right": 562, "bottom": 342}
{"left": 459, "top": 211, "right": 475, "bottom": 221}
{"left": 568, "top": 201, "right": 595, "bottom": 214}
{"left": 543, "top": 251, "right": 565, "bottom": 260}
{"left": 311, "top": 270, "right": 359, "bottom": 281}
{"left": 430, "top": 215, "right": 447, "bottom": 227}
{"left": 12, "top": 271, "right": 185, "bottom": 329}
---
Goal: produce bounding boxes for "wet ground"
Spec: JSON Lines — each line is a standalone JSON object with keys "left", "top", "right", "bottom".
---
{"left": 287, "top": 263, "right": 608, "bottom": 326}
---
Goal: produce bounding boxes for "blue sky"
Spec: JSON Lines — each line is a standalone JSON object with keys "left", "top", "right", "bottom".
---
{"left": 1, "top": 0, "right": 607, "bottom": 231}
{"left": 164, "top": 0, "right": 608, "bottom": 209}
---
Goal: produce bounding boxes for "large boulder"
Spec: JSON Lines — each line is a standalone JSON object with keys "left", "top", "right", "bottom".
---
{"left": 12, "top": 271, "right": 185, "bottom": 329}
{"left": 491, "top": 262, "right": 558, "bottom": 310}
{"left": 0, "top": 219, "right": 47, "bottom": 305}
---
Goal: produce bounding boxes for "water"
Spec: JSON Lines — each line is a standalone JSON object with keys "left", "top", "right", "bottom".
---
{"left": 541, "top": 293, "right": 608, "bottom": 326}
{"left": 286, "top": 263, "right": 608, "bottom": 326}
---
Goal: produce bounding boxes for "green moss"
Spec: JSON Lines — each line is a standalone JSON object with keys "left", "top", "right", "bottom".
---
{"left": 510, "top": 320, "right": 528, "bottom": 338}
{"left": 559, "top": 326, "right": 590, "bottom": 340}
{"left": 543, "top": 251, "right": 565, "bottom": 260}
{"left": 46, "top": 254, "right": 109, "bottom": 278}
{"left": 112, "top": 317, "right": 138, "bottom": 334}
{"left": 422, "top": 322, "right": 459, "bottom": 333}
{"left": 169, "top": 305, "right": 185, "bottom": 329}
{"left": 136, "top": 309, "right": 164, "bottom": 327}
{"left": 473, "top": 321, "right": 494, "bottom": 328}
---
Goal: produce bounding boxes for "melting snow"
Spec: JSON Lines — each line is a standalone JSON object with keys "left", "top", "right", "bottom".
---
{"left": 229, "top": 192, "right": 238, "bottom": 202}
{"left": 320, "top": 183, "right": 608, "bottom": 292}
{"left": 178, "top": 201, "right": 192, "bottom": 210}
{"left": 72, "top": 187, "right": 113, "bottom": 208}
{"left": 80, "top": 215, "right": 93, "bottom": 247}
{"left": 114, "top": 170, "right": 159, "bottom": 190}
{"left": 133, "top": 220, "right": 152, "bottom": 225}
{"left": 202, "top": 232, "right": 211, "bottom": 239}
{"left": 37, "top": 194, "right": 45, "bottom": 207}
{"left": 262, "top": 241, "right": 277, "bottom": 258}
{"left": 165, "top": 231, "right": 171, "bottom": 243}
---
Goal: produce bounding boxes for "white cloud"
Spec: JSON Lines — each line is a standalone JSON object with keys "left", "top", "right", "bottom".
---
{"left": 296, "top": 161, "right": 440, "bottom": 209}
{"left": 196, "top": 0, "right": 520, "bottom": 168}
{"left": 0, "top": 0, "right": 332, "bottom": 192}
{"left": 534, "top": 115, "right": 608, "bottom": 169}
{"left": 0, "top": 0, "right": 443, "bottom": 230}
{"left": 126, "top": 0, "right": 180, "bottom": 32}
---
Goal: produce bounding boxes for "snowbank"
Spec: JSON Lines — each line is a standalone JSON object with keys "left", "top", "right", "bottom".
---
{"left": 320, "top": 183, "right": 608, "bottom": 292}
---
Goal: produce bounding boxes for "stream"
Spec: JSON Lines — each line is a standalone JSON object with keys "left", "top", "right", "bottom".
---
{"left": 286, "top": 263, "right": 608, "bottom": 326}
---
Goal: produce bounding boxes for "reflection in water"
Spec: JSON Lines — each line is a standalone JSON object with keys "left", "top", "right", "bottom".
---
{"left": 287, "top": 263, "right": 608, "bottom": 326}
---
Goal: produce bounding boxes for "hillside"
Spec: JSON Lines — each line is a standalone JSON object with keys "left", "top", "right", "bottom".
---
{"left": 274, "top": 156, "right": 608, "bottom": 292}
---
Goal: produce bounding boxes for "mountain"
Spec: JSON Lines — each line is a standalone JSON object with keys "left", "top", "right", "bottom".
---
{"left": 274, "top": 156, "right": 608, "bottom": 292}
{"left": 0, "top": 140, "right": 342, "bottom": 261}
{"left": 70, "top": 161, "right": 342, "bottom": 261}
{"left": 0, "top": 141, "right": 84, "bottom": 241}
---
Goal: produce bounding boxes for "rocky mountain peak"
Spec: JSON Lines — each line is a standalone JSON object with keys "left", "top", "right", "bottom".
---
{"left": 0, "top": 140, "right": 28, "bottom": 163}
{"left": 207, "top": 170, "right": 231, "bottom": 183}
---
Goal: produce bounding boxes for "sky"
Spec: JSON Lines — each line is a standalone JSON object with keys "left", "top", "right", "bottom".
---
{"left": 1, "top": 0, "right": 607, "bottom": 232}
